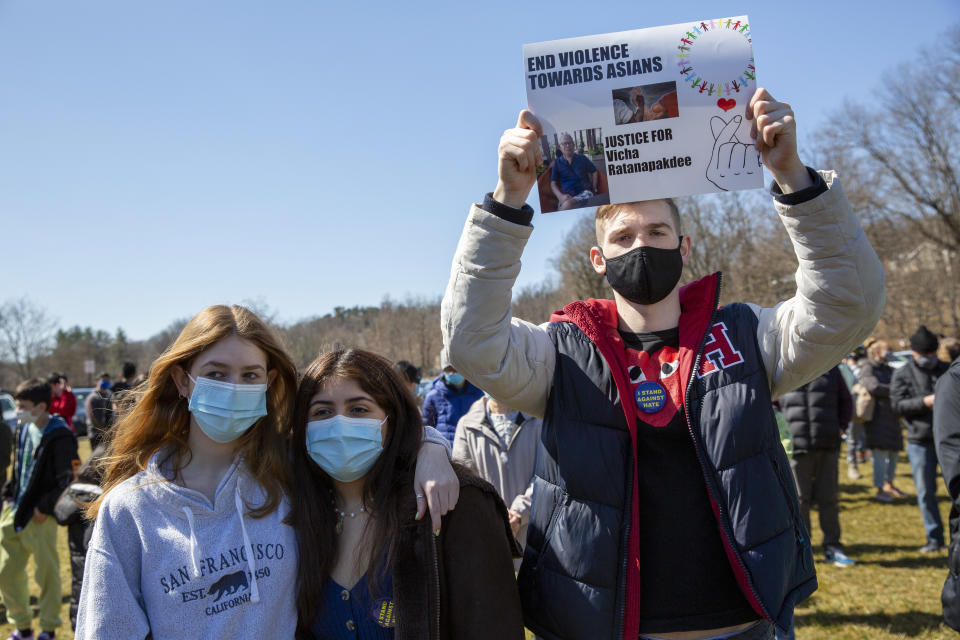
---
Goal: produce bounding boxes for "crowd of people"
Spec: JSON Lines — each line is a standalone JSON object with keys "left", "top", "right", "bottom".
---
{"left": 0, "top": 87, "right": 955, "bottom": 640}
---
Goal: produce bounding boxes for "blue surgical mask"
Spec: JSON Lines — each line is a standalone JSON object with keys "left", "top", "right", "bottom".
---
{"left": 444, "top": 372, "right": 465, "bottom": 387}
{"left": 187, "top": 375, "right": 268, "bottom": 444}
{"left": 15, "top": 409, "right": 35, "bottom": 425}
{"left": 305, "top": 415, "right": 386, "bottom": 482}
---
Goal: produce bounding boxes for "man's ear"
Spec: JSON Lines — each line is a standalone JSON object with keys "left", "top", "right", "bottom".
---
{"left": 679, "top": 235, "right": 692, "bottom": 265}
{"left": 590, "top": 246, "right": 606, "bottom": 275}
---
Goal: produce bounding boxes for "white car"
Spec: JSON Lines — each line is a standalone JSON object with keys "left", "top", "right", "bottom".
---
{"left": 0, "top": 392, "right": 15, "bottom": 431}
{"left": 889, "top": 350, "right": 913, "bottom": 370}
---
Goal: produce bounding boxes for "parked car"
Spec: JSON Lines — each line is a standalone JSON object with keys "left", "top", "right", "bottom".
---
{"left": 72, "top": 387, "right": 95, "bottom": 437}
{"left": 889, "top": 350, "right": 912, "bottom": 370}
{"left": 0, "top": 392, "right": 15, "bottom": 431}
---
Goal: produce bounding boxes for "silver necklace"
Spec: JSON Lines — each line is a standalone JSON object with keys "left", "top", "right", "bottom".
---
{"left": 331, "top": 493, "right": 368, "bottom": 534}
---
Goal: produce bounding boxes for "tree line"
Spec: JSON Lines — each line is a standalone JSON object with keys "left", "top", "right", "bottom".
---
{"left": 1, "top": 27, "right": 957, "bottom": 390}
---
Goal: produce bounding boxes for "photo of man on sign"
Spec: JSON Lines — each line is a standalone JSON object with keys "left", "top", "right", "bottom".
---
{"left": 536, "top": 129, "right": 611, "bottom": 212}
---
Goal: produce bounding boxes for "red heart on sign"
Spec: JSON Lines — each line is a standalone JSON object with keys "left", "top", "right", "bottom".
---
{"left": 717, "top": 98, "right": 736, "bottom": 112}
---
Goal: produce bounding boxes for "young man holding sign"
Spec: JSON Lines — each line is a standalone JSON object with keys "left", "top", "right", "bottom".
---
{"left": 441, "top": 88, "right": 884, "bottom": 640}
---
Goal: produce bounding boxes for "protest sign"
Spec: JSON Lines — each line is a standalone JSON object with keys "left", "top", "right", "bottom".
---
{"left": 524, "top": 17, "right": 761, "bottom": 212}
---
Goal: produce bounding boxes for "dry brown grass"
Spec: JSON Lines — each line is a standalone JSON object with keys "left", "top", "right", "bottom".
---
{"left": 0, "top": 443, "right": 953, "bottom": 639}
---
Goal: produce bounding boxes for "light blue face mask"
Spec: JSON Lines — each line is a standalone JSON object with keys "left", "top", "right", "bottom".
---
{"left": 305, "top": 415, "right": 386, "bottom": 482}
{"left": 444, "top": 372, "right": 465, "bottom": 387}
{"left": 187, "top": 375, "right": 268, "bottom": 444}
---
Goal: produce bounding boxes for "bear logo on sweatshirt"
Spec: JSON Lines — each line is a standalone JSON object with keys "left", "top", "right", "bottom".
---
{"left": 207, "top": 570, "right": 249, "bottom": 602}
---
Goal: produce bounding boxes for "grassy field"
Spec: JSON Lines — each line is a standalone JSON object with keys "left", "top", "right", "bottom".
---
{"left": 1, "top": 441, "right": 955, "bottom": 639}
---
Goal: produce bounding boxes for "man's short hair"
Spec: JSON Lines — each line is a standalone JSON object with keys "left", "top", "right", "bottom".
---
{"left": 99, "top": 372, "right": 111, "bottom": 379}
{"left": 122, "top": 362, "right": 137, "bottom": 379}
{"left": 47, "top": 372, "right": 62, "bottom": 385}
{"left": 595, "top": 198, "right": 681, "bottom": 244}
{"left": 14, "top": 378, "right": 52, "bottom": 408}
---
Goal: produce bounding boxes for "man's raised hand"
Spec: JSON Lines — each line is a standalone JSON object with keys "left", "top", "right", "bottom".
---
{"left": 746, "top": 88, "right": 811, "bottom": 193}
{"left": 493, "top": 110, "right": 543, "bottom": 209}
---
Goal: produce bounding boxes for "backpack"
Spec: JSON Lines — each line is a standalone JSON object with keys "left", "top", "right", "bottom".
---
{"left": 851, "top": 382, "right": 875, "bottom": 423}
{"left": 89, "top": 390, "right": 114, "bottom": 431}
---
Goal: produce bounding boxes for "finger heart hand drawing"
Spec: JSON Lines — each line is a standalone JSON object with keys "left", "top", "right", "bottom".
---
{"left": 705, "top": 115, "right": 762, "bottom": 191}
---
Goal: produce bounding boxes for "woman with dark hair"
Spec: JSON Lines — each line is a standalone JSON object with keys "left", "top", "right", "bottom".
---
{"left": 288, "top": 347, "right": 524, "bottom": 639}
{"left": 75, "top": 307, "right": 458, "bottom": 640}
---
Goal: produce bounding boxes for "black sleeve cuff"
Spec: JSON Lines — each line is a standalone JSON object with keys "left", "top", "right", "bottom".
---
{"left": 770, "top": 167, "right": 828, "bottom": 206}
{"left": 481, "top": 193, "right": 535, "bottom": 226}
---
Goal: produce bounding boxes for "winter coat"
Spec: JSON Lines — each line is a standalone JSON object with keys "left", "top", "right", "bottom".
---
{"left": 452, "top": 397, "right": 541, "bottom": 547}
{"left": 934, "top": 356, "right": 960, "bottom": 630}
{"left": 1, "top": 415, "right": 79, "bottom": 531}
{"left": 0, "top": 419, "right": 12, "bottom": 487}
{"left": 778, "top": 366, "right": 852, "bottom": 453}
{"left": 892, "top": 358, "right": 950, "bottom": 444}
{"left": 441, "top": 170, "right": 884, "bottom": 639}
{"left": 421, "top": 376, "right": 483, "bottom": 443}
{"left": 859, "top": 358, "right": 902, "bottom": 451}
{"left": 390, "top": 473, "right": 524, "bottom": 640}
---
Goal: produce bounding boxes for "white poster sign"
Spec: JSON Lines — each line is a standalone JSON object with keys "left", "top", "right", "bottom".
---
{"left": 524, "top": 17, "right": 761, "bottom": 212}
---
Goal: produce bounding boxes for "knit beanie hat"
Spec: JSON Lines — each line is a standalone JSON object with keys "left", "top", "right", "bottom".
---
{"left": 909, "top": 325, "right": 939, "bottom": 353}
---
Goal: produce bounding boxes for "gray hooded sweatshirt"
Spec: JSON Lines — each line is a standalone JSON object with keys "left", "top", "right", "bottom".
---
{"left": 75, "top": 450, "right": 298, "bottom": 639}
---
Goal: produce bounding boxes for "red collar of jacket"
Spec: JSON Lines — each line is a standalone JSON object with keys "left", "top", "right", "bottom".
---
{"left": 549, "top": 273, "right": 765, "bottom": 638}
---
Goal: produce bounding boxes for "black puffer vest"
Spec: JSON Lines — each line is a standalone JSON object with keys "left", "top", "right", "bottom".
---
{"left": 517, "top": 274, "right": 816, "bottom": 640}
{"left": 779, "top": 367, "right": 844, "bottom": 452}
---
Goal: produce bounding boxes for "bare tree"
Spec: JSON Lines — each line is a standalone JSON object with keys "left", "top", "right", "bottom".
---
{"left": 551, "top": 212, "right": 611, "bottom": 301}
{"left": 0, "top": 298, "right": 58, "bottom": 379}
{"left": 825, "top": 25, "right": 960, "bottom": 252}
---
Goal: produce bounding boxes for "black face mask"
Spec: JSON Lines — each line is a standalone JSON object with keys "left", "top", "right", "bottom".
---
{"left": 601, "top": 237, "right": 684, "bottom": 305}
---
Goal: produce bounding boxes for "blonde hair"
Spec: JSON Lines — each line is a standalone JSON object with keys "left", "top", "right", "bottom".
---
{"left": 939, "top": 337, "right": 960, "bottom": 362}
{"left": 88, "top": 305, "right": 297, "bottom": 519}
{"left": 867, "top": 339, "right": 888, "bottom": 361}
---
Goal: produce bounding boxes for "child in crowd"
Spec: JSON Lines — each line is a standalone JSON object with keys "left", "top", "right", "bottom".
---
{"left": 3, "top": 378, "right": 80, "bottom": 640}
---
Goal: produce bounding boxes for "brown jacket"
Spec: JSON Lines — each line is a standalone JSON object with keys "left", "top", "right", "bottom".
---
{"left": 393, "top": 473, "right": 524, "bottom": 640}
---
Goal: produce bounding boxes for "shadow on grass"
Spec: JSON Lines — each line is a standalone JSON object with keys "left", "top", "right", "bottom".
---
{"left": 843, "top": 543, "right": 931, "bottom": 554}
{"left": 863, "top": 556, "right": 948, "bottom": 569}
{"left": 837, "top": 483, "right": 875, "bottom": 496}
{"left": 795, "top": 610, "right": 945, "bottom": 635}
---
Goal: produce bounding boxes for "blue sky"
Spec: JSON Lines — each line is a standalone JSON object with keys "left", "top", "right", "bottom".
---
{"left": 1, "top": 0, "right": 955, "bottom": 339}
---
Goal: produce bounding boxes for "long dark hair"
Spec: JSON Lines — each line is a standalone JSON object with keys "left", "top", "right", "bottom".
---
{"left": 287, "top": 347, "right": 423, "bottom": 629}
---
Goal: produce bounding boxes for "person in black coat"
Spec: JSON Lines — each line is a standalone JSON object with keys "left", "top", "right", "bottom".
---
{"left": 779, "top": 365, "right": 854, "bottom": 566}
{"left": 859, "top": 340, "right": 905, "bottom": 501}
{"left": 892, "top": 325, "right": 950, "bottom": 552}
{"left": 934, "top": 354, "right": 960, "bottom": 631}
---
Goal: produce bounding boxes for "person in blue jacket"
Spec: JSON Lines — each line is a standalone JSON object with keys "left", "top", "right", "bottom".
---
{"left": 422, "top": 355, "right": 483, "bottom": 444}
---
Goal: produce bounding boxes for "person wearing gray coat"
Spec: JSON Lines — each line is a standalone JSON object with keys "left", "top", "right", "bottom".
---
{"left": 452, "top": 395, "right": 540, "bottom": 557}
